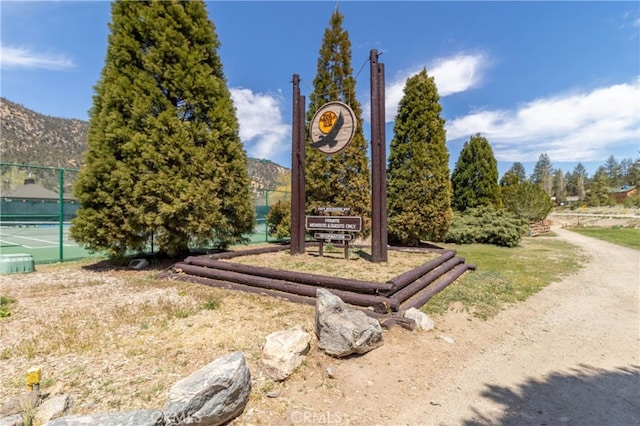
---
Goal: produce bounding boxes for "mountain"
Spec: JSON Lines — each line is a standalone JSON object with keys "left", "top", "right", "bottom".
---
{"left": 0, "top": 98, "right": 289, "bottom": 192}
{"left": 1, "top": 98, "right": 88, "bottom": 169}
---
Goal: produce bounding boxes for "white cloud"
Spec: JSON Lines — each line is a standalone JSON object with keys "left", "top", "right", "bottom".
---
{"left": 366, "top": 52, "right": 488, "bottom": 122}
{"left": 0, "top": 44, "right": 74, "bottom": 70}
{"left": 446, "top": 78, "right": 640, "bottom": 162}
{"left": 230, "top": 88, "right": 290, "bottom": 161}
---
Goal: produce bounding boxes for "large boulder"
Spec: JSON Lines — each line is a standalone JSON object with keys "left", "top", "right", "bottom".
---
{"left": 36, "top": 394, "right": 73, "bottom": 424}
{"left": 0, "top": 391, "right": 41, "bottom": 417}
{"left": 0, "top": 414, "right": 23, "bottom": 426}
{"left": 164, "top": 351, "right": 251, "bottom": 426}
{"left": 315, "top": 289, "right": 383, "bottom": 358}
{"left": 45, "top": 409, "right": 164, "bottom": 426}
{"left": 260, "top": 326, "right": 311, "bottom": 381}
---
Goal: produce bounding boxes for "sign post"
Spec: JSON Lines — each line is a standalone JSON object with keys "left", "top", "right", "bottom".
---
{"left": 306, "top": 213, "right": 362, "bottom": 259}
{"left": 370, "top": 49, "right": 388, "bottom": 263}
{"left": 290, "top": 75, "right": 306, "bottom": 255}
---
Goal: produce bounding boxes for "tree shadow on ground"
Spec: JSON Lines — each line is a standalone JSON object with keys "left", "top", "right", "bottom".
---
{"left": 464, "top": 364, "right": 640, "bottom": 426}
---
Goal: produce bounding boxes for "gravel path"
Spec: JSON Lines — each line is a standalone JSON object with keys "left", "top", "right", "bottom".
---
{"left": 400, "top": 226, "right": 640, "bottom": 425}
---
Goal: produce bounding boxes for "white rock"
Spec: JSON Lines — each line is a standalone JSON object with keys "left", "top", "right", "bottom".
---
{"left": 403, "top": 308, "right": 435, "bottom": 331}
{"left": 260, "top": 326, "right": 311, "bottom": 381}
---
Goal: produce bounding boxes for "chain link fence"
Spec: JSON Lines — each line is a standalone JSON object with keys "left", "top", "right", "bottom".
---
{"left": 252, "top": 189, "right": 291, "bottom": 243}
{"left": 1, "top": 162, "right": 291, "bottom": 263}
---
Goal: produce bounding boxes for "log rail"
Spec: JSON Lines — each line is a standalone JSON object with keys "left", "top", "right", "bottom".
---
{"left": 165, "top": 243, "right": 476, "bottom": 326}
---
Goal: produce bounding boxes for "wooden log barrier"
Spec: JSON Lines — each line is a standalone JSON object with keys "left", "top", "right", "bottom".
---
{"left": 183, "top": 257, "right": 393, "bottom": 294}
{"left": 171, "top": 273, "right": 317, "bottom": 306}
{"left": 387, "top": 250, "right": 456, "bottom": 291}
{"left": 204, "top": 244, "right": 291, "bottom": 260}
{"left": 389, "top": 257, "right": 464, "bottom": 305}
{"left": 399, "top": 263, "right": 475, "bottom": 311}
{"left": 173, "top": 263, "right": 398, "bottom": 311}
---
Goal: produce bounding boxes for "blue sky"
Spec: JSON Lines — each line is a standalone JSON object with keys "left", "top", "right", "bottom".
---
{"left": 1, "top": 1, "right": 639, "bottom": 178}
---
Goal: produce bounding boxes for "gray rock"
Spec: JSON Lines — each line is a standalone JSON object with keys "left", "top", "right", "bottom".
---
{"left": 315, "top": 288, "right": 383, "bottom": 358}
{"left": 45, "top": 409, "right": 164, "bottom": 426}
{"left": 260, "top": 326, "right": 311, "bottom": 381}
{"left": 0, "top": 414, "right": 23, "bottom": 426}
{"left": 36, "top": 394, "right": 73, "bottom": 424}
{"left": 0, "top": 390, "right": 41, "bottom": 417}
{"left": 164, "top": 351, "right": 251, "bottom": 426}
{"left": 403, "top": 307, "right": 435, "bottom": 331}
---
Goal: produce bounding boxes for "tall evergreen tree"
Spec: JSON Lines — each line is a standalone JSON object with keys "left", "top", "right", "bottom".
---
{"left": 451, "top": 134, "right": 502, "bottom": 211}
{"left": 304, "top": 7, "right": 371, "bottom": 235}
{"left": 71, "top": 0, "right": 254, "bottom": 257}
{"left": 553, "top": 168, "right": 566, "bottom": 204}
{"left": 567, "top": 162, "right": 588, "bottom": 200}
{"left": 604, "top": 155, "right": 622, "bottom": 187}
{"left": 531, "top": 153, "right": 554, "bottom": 196}
{"left": 386, "top": 69, "right": 452, "bottom": 245}
{"left": 625, "top": 158, "right": 640, "bottom": 186}
{"left": 587, "top": 166, "right": 612, "bottom": 206}
{"left": 619, "top": 158, "right": 634, "bottom": 184}
{"left": 500, "top": 162, "right": 527, "bottom": 186}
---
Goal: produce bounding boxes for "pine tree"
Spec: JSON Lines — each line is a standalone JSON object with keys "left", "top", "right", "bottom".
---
{"left": 531, "top": 153, "right": 554, "bottom": 196}
{"left": 451, "top": 134, "right": 502, "bottom": 211}
{"left": 553, "top": 168, "right": 566, "bottom": 204}
{"left": 71, "top": 0, "right": 254, "bottom": 257}
{"left": 500, "top": 162, "right": 527, "bottom": 186}
{"left": 567, "top": 163, "right": 588, "bottom": 200}
{"left": 587, "top": 166, "right": 612, "bottom": 206}
{"left": 387, "top": 69, "right": 452, "bottom": 245}
{"left": 625, "top": 158, "right": 640, "bottom": 186}
{"left": 304, "top": 7, "right": 371, "bottom": 235}
{"left": 604, "top": 155, "right": 622, "bottom": 187}
{"left": 501, "top": 181, "right": 553, "bottom": 223}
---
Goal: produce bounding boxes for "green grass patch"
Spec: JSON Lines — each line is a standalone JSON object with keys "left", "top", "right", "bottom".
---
{"left": 0, "top": 295, "right": 16, "bottom": 319}
{"left": 566, "top": 227, "right": 640, "bottom": 250}
{"left": 422, "top": 237, "right": 584, "bottom": 319}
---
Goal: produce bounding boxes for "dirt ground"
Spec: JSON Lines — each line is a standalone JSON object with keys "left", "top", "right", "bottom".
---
{"left": 263, "top": 220, "right": 639, "bottom": 425}
{"left": 1, "top": 216, "right": 638, "bottom": 425}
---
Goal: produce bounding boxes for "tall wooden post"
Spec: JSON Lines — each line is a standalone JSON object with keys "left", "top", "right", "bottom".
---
{"left": 370, "top": 50, "right": 388, "bottom": 262}
{"left": 290, "top": 74, "right": 306, "bottom": 255}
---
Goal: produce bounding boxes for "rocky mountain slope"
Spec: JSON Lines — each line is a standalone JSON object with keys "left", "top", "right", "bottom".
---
{"left": 0, "top": 98, "right": 289, "bottom": 191}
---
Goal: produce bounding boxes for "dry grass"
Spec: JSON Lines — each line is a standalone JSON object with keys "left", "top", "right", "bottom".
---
{"left": 0, "top": 260, "right": 319, "bottom": 416}
{"left": 0, "top": 247, "right": 438, "bottom": 420}
{"left": 227, "top": 245, "right": 439, "bottom": 282}
{"left": 0, "top": 236, "right": 588, "bottom": 424}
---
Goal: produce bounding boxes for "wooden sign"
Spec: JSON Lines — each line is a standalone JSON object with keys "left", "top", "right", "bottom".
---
{"left": 309, "top": 101, "right": 356, "bottom": 154}
{"left": 317, "top": 206, "right": 351, "bottom": 214}
{"left": 305, "top": 216, "right": 362, "bottom": 232}
{"left": 313, "top": 233, "right": 353, "bottom": 241}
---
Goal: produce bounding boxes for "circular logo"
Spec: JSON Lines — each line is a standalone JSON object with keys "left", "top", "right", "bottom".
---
{"left": 309, "top": 101, "right": 356, "bottom": 154}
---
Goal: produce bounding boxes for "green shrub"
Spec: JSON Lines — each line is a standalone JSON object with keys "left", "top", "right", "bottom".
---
{"left": 201, "top": 298, "right": 221, "bottom": 310}
{"left": 265, "top": 200, "right": 291, "bottom": 240}
{"left": 0, "top": 296, "right": 16, "bottom": 319}
{"left": 444, "top": 206, "right": 527, "bottom": 247}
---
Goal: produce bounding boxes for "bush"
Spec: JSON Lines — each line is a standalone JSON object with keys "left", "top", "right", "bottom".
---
{"left": 265, "top": 200, "right": 291, "bottom": 240}
{"left": 0, "top": 296, "right": 16, "bottom": 319}
{"left": 444, "top": 206, "right": 527, "bottom": 247}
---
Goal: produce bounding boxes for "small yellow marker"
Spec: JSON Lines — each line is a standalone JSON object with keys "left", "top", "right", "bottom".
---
{"left": 26, "top": 366, "right": 42, "bottom": 391}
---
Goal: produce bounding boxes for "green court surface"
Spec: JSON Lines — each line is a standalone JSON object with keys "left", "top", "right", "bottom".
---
{"left": 0, "top": 222, "right": 275, "bottom": 264}
{"left": 0, "top": 223, "right": 100, "bottom": 264}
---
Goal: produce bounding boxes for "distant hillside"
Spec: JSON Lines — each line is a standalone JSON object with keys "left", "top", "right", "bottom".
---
{"left": 0, "top": 98, "right": 289, "bottom": 192}
{"left": 1, "top": 98, "right": 88, "bottom": 169}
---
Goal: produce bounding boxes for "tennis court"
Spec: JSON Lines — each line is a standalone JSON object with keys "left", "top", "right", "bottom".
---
{"left": 0, "top": 222, "right": 98, "bottom": 264}
{"left": 0, "top": 220, "right": 276, "bottom": 264}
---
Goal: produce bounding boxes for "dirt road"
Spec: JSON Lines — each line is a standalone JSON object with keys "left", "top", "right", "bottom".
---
{"left": 406, "top": 226, "right": 640, "bottom": 425}
{"left": 276, "top": 226, "right": 639, "bottom": 425}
